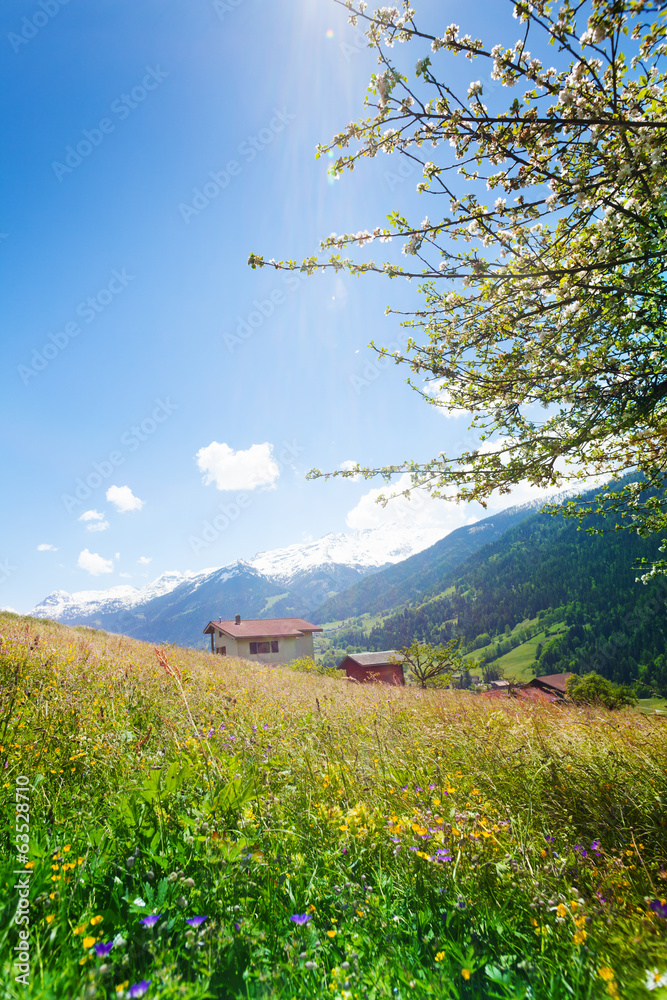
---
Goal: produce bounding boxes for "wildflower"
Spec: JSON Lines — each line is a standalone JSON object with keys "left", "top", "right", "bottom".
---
{"left": 113, "top": 934, "right": 127, "bottom": 947}
{"left": 305, "top": 961, "right": 317, "bottom": 970}
{"left": 327, "top": 929, "right": 337, "bottom": 938}
{"left": 90, "top": 915, "right": 103, "bottom": 926}
{"left": 290, "top": 914, "right": 312, "bottom": 926}
{"left": 598, "top": 968, "right": 614, "bottom": 982}
{"left": 185, "top": 916, "right": 207, "bottom": 928}
{"left": 116, "top": 984, "right": 129, "bottom": 995}
{"left": 133, "top": 898, "right": 146, "bottom": 907}
{"left": 435, "top": 951, "right": 445, "bottom": 961}
{"left": 139, "top": 913, "right": 161, "bottom": 928}
{"left": 461, "top": 969, "right": 472, "bottom": 980}
{"left": 649, "top": 899, "right": 667, "bottom": 919}
{"left": 82, "top": 936, "right": 96, "bottom": 949}
{"left": 646, "top": 969, "right": 667, "bottom": 990}
{"left": 129, "top": 982, "right": 151, "bottom": 999}
{"left": 46, "top": 915, "right": 55, "bottom": 924}
{"left": 94, "top": 942, "right": 114, "bottom": 957}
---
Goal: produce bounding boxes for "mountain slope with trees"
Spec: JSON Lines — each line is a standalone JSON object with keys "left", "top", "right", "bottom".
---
{"left": 361, "top": 486, "right": 667, "bottom": 693}
{"left": 312, "top": 500, "right": 543, "bottom": 623}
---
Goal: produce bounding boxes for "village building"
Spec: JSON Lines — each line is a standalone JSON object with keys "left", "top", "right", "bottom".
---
{"left": 203, "top": 615, "right": 322, "bottom": 665}
{"left": 336, "top": 651, "right": 406, "bottom": 686}
{"left": 524, "top": 672, "right": 574, "bottom": 698}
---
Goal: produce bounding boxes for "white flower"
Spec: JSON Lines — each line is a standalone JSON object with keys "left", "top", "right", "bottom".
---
{"left": 494, "top": 197, "right": 506, "bottom": 211}
{"left": 468, "top": 80, "right": 483, "bottom": 98}
{"left": 645, "top": 968, "right": 667, "bottom": 991}
{"left": 134, "top": 897, "right": 146, "bottom": 907}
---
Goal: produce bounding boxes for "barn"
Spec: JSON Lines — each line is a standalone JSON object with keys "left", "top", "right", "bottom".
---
{"left": 336, "top": 651, "right": 405, "bottom": 685}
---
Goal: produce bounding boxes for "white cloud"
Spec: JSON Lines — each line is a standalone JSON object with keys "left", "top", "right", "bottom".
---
{"left": 106, "top": 486, "right": 144, "bottom": 513}
{"left": 346, "top": 470, "right": 571, "bottom": 536}
{"left": 196, "top": 441, "right": 279, "bottom": 491}
{"left": 119, "top": 572, "right": 132, "bottom": 579}
{"left": 346, "top": 473, "right": 482, "bottom": 534}
{"left": 79, "top": 510, "right": 109, "bottom": 532}
{"left": 79, "top": 509, "right": 105, "bottom": 522}
{"left": 37, "top": 543, "right": 58, "bottom": 552}
{"left": 77, "top": 549, "right": 114, "bottom": 576}
{"left": 138, "top": 556, "right": 152, "bottom": 565}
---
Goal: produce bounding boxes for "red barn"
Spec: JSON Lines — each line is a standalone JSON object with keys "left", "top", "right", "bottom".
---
{"left": 337, "top": 651, "right": 405, "bottom": 686}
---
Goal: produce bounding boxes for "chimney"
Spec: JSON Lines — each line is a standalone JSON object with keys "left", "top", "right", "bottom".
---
{"left": 235, "top": 613, "right": 241, "bottom": 625}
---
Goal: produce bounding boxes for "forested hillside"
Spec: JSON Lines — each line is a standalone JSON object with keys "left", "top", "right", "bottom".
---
{"left": 360, "top": 497, "right": 667, "bottom": 693}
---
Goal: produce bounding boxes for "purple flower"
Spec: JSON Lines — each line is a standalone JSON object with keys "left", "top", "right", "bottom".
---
{"left": 590, "top": 839, "right": 602, "bottom": 854}
{"left": 93, "top": 941, "right": 114, "bottom": 957}
{"left": 234, "top": 922, "right": 241, "bottom": 931}
{"left": 139, "top": 913, "right": 161, "bottom": 928}
{"left": 185, "top": 916, "right": 207, "bottom": 927}
{"left": 290, "top": 914, "right": 312, "bottom": 926}
{"left": 573, "top": 844, "right": 588, "bottom": 858}
{"left": 544, "top": 835, "right": 555, "bottom": 845}
{"left": 650, "top": 899, "right": 667, "bottom": 919}
{"left": 129, "top": 982, "right": 151, "bottom": 999}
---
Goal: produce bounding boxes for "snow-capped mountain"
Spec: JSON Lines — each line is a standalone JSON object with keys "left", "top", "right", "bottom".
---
{"left": 31, "top": 569, "right": 212, "bottom": 622}
{"left": 249, "top": 523, "right": 446, "bottom": 583}
{"left": 30, "top": 523, "right": 445, "bottom": 628}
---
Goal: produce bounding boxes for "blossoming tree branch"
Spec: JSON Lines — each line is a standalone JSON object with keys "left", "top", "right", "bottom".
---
{"left": 249, "top": 0, "right": 667, "bottom": 577}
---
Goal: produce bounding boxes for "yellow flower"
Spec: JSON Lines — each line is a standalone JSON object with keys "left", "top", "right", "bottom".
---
{"left": 598, "top": 968, "right": 615, "bottom": 982}
{"left": 116, "top": 982, "right": 129, "bottom": 994}
{"left": 82, "top": 936, "right": 96, "bottom": 948}
{"left": 46, "top": 914, "right": 55, "bottom": 924}
{"left": 90, "top": 915, "right": 103, "bottom": 926}
{"left": 63, "top": 844, "right": 71, "bottom": 853}
{"left": 570, "top": 900, "right": 579, "bottom": 911}
{"left": 327, "top": 929, "right": 337, "bottom": 938}
{"left": 73, "top": 923, "right": 87, "bottom": 935}
{"left": 556, "top": 903, "right": 567, "bottom": 918}
{"left": 435, "top": 951, "right": 445, "bottom": 962}
{"left": 461, "top": 968, "right": 471, "bottom": 980}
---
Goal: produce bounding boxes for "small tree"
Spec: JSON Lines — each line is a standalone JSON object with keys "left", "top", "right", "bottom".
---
{"left": 398, "top": 637, "right": 460, "bottom": 689}
{"left": 481, "top": 661, "right": 505, "bottom": 683}
{"left": 567, "top": 672, "right": 637, "bottom": 709}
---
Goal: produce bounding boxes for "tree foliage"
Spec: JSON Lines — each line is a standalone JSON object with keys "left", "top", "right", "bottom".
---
{"left": 250, "top": 0, "right": 667, "bottom": 576}
{"left": 398, "top": 636, "right": 460, "bottom": 687}
{"left": 566, "top": 671, "right": 638, "bottom": 707}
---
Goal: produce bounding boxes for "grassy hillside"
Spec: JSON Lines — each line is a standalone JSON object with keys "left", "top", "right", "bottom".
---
{"left": 1, "top": 614, "right": 667, "bottom": 999}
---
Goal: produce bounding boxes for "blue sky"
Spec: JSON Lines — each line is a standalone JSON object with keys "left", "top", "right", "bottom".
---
{"left": 2, "top": 0, "right": 533, "bottom": 612}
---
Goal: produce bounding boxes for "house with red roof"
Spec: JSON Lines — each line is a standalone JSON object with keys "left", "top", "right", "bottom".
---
{"left": 203, "top": 614, "right": 322, "bottom": 665}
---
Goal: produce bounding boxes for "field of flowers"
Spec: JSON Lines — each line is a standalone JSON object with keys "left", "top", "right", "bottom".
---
{"left": 1, "top": 613, "right": 666, "bottom": 1000}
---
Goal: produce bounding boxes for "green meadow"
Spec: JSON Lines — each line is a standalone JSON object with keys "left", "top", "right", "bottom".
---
{"left": 1, "top": 614, "right": 666, "bottom": 1000}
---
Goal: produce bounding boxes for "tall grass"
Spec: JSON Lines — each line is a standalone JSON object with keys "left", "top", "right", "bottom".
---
{"left": 1, "top": 614, "right": 666, "bottom": 999}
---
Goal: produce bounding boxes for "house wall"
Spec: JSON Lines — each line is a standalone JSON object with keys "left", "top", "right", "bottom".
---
{"left": 344, "top": 661, "right": 405, "bottom": 686}
{"left": 214, "top": 629, "right": 307, "bottom": 665}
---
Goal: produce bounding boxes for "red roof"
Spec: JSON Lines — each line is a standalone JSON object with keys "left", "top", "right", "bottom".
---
{"left": 203, "top": 617, "right": 322, "bottom": 639}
